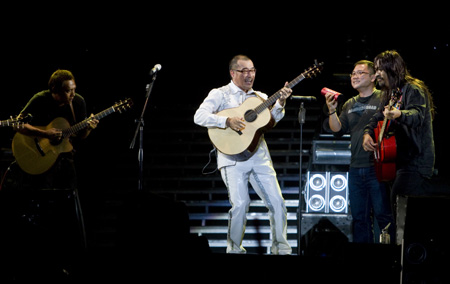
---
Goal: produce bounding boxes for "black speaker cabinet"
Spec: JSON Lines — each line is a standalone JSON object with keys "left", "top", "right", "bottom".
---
{"left": 397, "top": 195, "right": 450, "bottom": 283}
{"left": 299, "top": 214, "right": 353, "bottom": 256}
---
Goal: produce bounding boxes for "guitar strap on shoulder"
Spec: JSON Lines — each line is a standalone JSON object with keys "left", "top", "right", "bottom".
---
{"left": 386, "top": 90, "right": 404, "bottom": 131}
{"left": 69, "top": 102, "right": 77, "bottom": 124}
{"left": 253, "top": 91, "right": 266, "bottom": 102}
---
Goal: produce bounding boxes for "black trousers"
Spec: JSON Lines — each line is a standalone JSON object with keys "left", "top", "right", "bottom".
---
{"left": 5, "top": 153, "right": 77, "bottom": 191}
{"left": 391, "top": 169, "right": 430, "bottom": 201}
{"left": 0, "top": 154, "right": 86, "bottom": 275}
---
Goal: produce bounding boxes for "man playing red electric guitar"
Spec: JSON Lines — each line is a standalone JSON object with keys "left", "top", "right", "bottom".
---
{"left": 363, "top": 50, "right": 435, "bottom": 203}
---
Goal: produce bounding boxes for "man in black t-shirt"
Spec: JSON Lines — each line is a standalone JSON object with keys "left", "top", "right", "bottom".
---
{"left": 14, "top": 69, "right": 98, "bottom": 190}
{"left": 325, "top": 60, "right": 395, "bottom": 243}
{"left": 0, "top": 70, "right": 99, "bottom": 274}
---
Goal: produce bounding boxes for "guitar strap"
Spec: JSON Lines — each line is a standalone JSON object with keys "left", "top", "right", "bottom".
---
{"left": 386, "top": 89, "right": 403, "bottom": 130}
{"left": 253, "top": 91, "right": 265, "bottom": 101}
{"left": 69, "top": 102, "right": 77, "bottom": 123}
{"left": 201, "top": 148, "right": 218, "bottom": 175}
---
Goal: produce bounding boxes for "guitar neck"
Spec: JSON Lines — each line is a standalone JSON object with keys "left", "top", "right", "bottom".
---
{"left": 254, "top": 73, "right": 306, "bottom": 114}
{"left": 62, "top": 107, "right": 115, "bottom": 137}
{"left": 377, "top": 89, "right": 401, "bottom": 144}
{"left": 378, "top": 118, "right": 389, "bottom": 144}
{"left": 1, "top": 119, "right": 18, "bottom": 127}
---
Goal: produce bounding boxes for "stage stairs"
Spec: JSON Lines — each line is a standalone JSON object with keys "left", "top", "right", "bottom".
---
{"left": 69, "top": 101, "right": 325, "bottom": 253}
{"left": 141, "top": 103, "right": 323, "bottom": 254}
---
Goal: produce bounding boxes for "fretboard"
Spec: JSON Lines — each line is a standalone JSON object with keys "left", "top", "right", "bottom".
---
{"left": 62, "top": 107, "right": 116, "bottom": 138}
{"left": 254, "top": 73, "right": 307, "bottom": 114}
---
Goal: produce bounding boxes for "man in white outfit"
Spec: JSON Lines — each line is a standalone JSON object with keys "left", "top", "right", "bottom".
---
{"left": 194, "top": 55, "right": 292, "bottom": 254}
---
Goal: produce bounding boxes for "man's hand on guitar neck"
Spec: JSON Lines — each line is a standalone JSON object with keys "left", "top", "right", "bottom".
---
{"left": 383, "top": 105, "right": 401, "bottom": 120}
{"left": 278, "top": 82, "right": 293, "bottom": 107}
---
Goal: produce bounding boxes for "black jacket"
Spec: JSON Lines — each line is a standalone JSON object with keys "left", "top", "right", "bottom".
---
{"left": 364, "top": 83, "right": 435, "bottom": 178}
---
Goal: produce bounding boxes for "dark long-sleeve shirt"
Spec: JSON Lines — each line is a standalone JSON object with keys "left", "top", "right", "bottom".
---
{"left": 364, "top": 83, "right": 435, "bottom": 177}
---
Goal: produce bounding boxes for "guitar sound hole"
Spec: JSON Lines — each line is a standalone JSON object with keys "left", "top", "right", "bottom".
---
{"left": 244, "top": 109, "right": 257, "bottom": 122}
{"left": 50, "top": 137, "right": 63, "bottom": 146}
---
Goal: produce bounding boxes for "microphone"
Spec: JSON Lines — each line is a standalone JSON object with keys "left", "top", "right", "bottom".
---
{"left": 150, "top": 64, "right": 162, "bottom": 75}
{"left": 290, "top": 96, "right": 317, "bottom": 101}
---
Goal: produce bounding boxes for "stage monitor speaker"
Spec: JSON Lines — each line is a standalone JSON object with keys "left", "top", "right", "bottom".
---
{"left": 305, "top": 171, "right": 349, "bottom": 214}
{"left": 398, "top": 195, "right": 450, "bottom": 283}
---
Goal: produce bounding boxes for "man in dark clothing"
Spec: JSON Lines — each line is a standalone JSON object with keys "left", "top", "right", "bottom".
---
{"left": 363, "top": 50, "right": 435, "bottom": 200}
{"left": 13, "top": 69, "right": 98, "bottom": 190}
{"left": 0, "top": 70, "right": 98, "bottom": 277}
{"left": 326, "top": 60, "right": 394, "bottom": 243}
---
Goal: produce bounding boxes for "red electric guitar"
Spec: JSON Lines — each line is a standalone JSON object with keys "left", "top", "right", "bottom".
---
{"left": 374, "top": 88, "right": 402, "bottom": 182}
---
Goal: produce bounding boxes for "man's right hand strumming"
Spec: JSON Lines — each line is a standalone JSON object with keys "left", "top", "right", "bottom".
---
{"left": 226, "top": 117, "right": 246, "bottom": 132}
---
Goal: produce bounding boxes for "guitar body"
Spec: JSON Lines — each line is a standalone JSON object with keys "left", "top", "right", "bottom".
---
{"left": 12, "top": 117, "right": 73, "bottom": 175}
{"left": 207, "top": 97, "right": 275, "bottom": 160}
{"left": 11, "top": 98, "right": 132, "bottom": 175}
{"left": 206, "top": 61, "right": 323, "bottom": 161}
{"left": 374, "top": 120, "right": 397, "bottom": 182}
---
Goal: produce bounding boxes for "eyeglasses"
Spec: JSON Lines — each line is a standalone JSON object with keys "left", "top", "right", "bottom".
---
{"left": 233, "top": 68, "right": 257, "bottom": 75}
{"left": 350, "top": 71, "right": 370, "bottom": 78}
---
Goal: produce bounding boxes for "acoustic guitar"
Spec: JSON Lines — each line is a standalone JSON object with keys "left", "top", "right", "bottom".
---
{"left": 12, "top": 98, "right": 133, "bottom": 175}
{"left": 208, "top": 61, "right": 323, "bottom": 160}
{"left": 374, "top": 89, "right": 402, "bottom": 181}
{"left": 0, "top": 113, "right": 32, "bottom": 129}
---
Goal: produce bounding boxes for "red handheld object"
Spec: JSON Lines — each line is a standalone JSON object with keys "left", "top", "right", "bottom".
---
{"left": 321, "top": 87, "right": 341, "bottom": 100}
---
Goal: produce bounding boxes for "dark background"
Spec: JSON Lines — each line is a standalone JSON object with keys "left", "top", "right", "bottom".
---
{"left": 0, "top": 6, "right": 449, "bottom": 254}
{"left": 0, "top": 7, "right": 448, "bottom": 280}
{"left": 1, "top": 7, "right": 448, "bottom": 172}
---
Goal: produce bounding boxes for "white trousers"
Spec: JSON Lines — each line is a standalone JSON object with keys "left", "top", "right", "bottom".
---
{"left": 220, "top": 156, "right": 291, "bottom": 255}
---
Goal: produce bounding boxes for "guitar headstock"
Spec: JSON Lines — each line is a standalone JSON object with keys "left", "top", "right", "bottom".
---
{"left": 0, "top": 113, "right": 33, "bottom": 129}
{"left": 303, "top": 60, "right": 324, "bottom": 79}
{"left": 113, "top": 98, "right": 133, "bottom": 113}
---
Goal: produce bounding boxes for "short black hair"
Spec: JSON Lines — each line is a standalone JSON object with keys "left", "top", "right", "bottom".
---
{"left": 48, "top": 69, "right": 75, "bottom": 93}
{"left": 229, "top": 55, "right": 251, "bottom": 71}
{"left": 354, "top": 60, "right": 375, "bottom": 74}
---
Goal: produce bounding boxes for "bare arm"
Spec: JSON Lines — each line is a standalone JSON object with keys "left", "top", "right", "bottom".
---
{"left": 325, "top": 92, "right": 342, "bottom": 132}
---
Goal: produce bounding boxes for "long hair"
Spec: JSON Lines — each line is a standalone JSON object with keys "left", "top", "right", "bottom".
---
{"left": 374, "top": 50, "right": 435, "bottom": 119}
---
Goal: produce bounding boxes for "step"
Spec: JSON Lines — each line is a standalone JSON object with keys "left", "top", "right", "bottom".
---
{"left": 206, "top": 239, "right": 299, "bottom": 254}
{"left": 190, "top": 225, "right": 298, "bottom": 235}
{"left": 189, "top": 212, "right": 298, "bottom": 221}
{"left": 185, "top": 199, "right": 300, "bottom": 208}
{"left": 148, "top": 187, "right": 301, "bottom": 198}
{"left": 207, "top": 239, "right": 298, "bottom": 248}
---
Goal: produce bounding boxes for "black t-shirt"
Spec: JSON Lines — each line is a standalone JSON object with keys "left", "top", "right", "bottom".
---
{"left": 334, "top": 90, "right": 383, "bottom": 168}
{"left": 20, "top": 90, "right": 87, "bottom": 127}
{"left": 13, "top": 90, "right": 87, "bottom": 189}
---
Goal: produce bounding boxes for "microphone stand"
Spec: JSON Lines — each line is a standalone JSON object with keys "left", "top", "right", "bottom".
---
{"left": 297, "top": 102, "right": 306, "bottom": 254}
{"left": 130, "top": 71, "right": 157, "bottom": 191}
